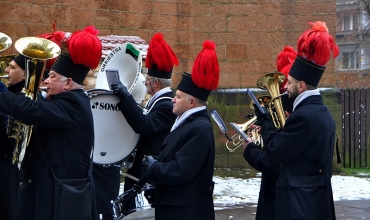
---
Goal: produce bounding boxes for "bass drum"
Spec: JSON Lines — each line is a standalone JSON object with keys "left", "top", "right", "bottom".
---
{"left": 88, "top": 90, "right": 140, "bottom": 166}
{"left": 92, "top": 43, "right": 146, "bottom": 165}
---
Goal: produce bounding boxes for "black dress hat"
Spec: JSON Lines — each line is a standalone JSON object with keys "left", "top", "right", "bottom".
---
{"left": 176, "top": 40, "right": 219, "bottom": 101}
{"left": 146, "top": 33, "right": 179, "bottom": 79}
{"left": 290, "top": 21, "right": 339, "bottom": 87}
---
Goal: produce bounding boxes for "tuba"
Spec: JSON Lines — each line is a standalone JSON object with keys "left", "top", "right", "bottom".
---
{"left": 7, "top": 37, "right": 61, "bottom": 167}
{"left": 257, "top": 72, "right": 286, "bottom": 129}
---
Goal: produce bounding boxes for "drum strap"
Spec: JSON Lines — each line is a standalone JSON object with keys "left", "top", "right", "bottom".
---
{"left": 143, "top": 96, "right": 172, "bottom": 115}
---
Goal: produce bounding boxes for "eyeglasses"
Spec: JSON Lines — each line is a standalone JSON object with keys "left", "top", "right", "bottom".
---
{"left": 142, "top": 77, "right": 156, "bottom": 85}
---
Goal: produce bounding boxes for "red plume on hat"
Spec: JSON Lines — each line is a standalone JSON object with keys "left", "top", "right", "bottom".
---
{"left": 145, "top": 33, "right": 179, "bottom": 72}
{"left": 276, "top": 46, "right": 297, "bottom": 91}
{"left": 67, "top": 25, "right": 102, "bottom": 69}
{"left": 191, "top": 40, "right": 220, "bottom": 91}
{"left": 37, "top": 22, "right": 66, "bottom": 70}
{"left": 297, "top": 21, "right": 339, "bottom": 66}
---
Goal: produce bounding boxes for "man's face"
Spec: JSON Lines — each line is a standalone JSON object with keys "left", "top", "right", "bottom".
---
{"left": 172, "top": 90, "right": 191, "bottom": 116}
{"left": 43, "top": 71, "right": 68, "bottom": 98}
{"left": 143, "top": 76, "right": 158, "bottom": 96}
{"left": 5, "top": 60, "right": 25, "bottom": 86}
{"left": 285, "top": 75, "right": 300, "bottom": 100}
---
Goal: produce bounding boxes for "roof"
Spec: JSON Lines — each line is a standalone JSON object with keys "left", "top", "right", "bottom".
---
{"left": 98, "top": 35, "right": 148, "bottom": 59}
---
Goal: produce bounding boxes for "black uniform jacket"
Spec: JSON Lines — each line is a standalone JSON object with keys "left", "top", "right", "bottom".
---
{"left": 261, "top": 95, "right": 336, "bottom": 220}
{"left": 243, "top": 143, "right": 279, "bottom": 220}
{"left": 117, "top": 91, "right": 176, "bottom": 156}
{"left": 0, "top": 81, "right": 24, "bottom": 220}
{"left": 148, "top": 109, "right": 215, "bottom": 220}
{"left": 0, "top": 89, "right": 94, "bottom": 220}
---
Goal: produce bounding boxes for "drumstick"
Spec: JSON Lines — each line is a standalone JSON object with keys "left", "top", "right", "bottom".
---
{"left": 123, "top": 173, "right": 151, "bottom": 187}
{"left": 123, "top": 173, "right": 140, "bottom": 182}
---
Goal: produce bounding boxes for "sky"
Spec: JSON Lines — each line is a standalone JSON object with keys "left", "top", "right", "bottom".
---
{"left": 118, "top": 174, "right": 370, "bottom": 211}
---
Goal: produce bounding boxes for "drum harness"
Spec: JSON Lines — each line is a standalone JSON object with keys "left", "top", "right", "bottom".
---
{"left": 143, "top": 96, "right": 172, "bottom": 115}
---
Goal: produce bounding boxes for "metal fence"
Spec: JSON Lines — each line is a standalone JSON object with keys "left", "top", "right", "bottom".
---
{"left": 341, "top": 88, "right": 370, "bottom": 168}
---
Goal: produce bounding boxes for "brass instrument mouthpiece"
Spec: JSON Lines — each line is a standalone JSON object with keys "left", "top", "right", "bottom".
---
{"left": 0, "top": 75, "right": 9, "bottom": 79}
{"left": 39, "top": 86, "right": 47, "bottom": 91}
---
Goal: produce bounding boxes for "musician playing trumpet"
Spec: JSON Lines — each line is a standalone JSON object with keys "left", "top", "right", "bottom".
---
{"left": 248, "top": 21, "right": 338, "bottom": 220}
{"left": 242, "top": 46, "right": 296, "bottom": 220}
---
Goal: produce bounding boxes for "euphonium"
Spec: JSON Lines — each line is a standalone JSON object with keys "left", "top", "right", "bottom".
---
{"left": 7, "top": 37, "right": 61, "bottom": 167}
{"left": 257, "top": 72, "right": 286, "bottom": 129}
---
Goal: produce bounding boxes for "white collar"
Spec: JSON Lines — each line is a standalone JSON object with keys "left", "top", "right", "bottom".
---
{"left": 293, "top": 89, "right": 320, "bottom": 111}
{"left": 145, "top": 87, "right": 172, "bottom": 107}
{"left": 170, "top": 106, "right": 206, "bottom": 132}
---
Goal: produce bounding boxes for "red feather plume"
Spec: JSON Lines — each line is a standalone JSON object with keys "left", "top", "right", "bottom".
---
{"left": 37, "top": 22, "right": 66, "bottom": 70}
{"left": 276, "top": 46, "right": 297, "bottom": 91}
{"left": 145, "top": 33, "right": 179, "bottom": 72}
{"left": 191, "top": 40, "right": 220, "bottom": 91}
{"left": 67, "top": 25, "right": 102, "bottom": 69}
{"left": 297, "top": 21, "right": 339, "bottom": 66}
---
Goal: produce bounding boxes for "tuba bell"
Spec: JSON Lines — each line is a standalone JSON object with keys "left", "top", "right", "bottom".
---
{"left": 257, "top": 72, "right": 286, "bottom": 129}
{"left": 0, "top": 32, "right": 12, "bottom": 53}
{"left": 0, "top": 32, "right": 13, "bottom": 84}
{"left": 7, "top": 37, "right": 61, "bottom": 167}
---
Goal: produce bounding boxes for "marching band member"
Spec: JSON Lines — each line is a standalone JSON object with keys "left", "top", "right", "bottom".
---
{"left": 141, "top": 40, "right": 219, "bottom": 220}
{"left": 253, "top": 21, "right": 339, "bottom": 219}
{"left": 0, "top": 54, "right": 33, "bottom": 220}
{"left": 242, "top": 46, "right": 296, "bottom": 220}
{"left": 0, "top": 26, "right": 102, "bottom": 220}
{"left": 109, "top": 33, "right": 178, "bottom": 215}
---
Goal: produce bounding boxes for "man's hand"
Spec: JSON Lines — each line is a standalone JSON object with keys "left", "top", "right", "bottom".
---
{"left": 111, "top": 82, "right": 130, "bottom": 100}
{"left": 0, "top": 81, "right": 6, "bottom": 92}
{"left": 142, "top": 156, "right": 157, "bottom": 178}
{"left": 253, "top": 104, "right": 271, "bottom": 126}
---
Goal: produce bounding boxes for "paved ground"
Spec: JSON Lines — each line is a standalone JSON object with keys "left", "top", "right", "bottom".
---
{"left": 215, "top": 200, "right": 370, "bottom": 220}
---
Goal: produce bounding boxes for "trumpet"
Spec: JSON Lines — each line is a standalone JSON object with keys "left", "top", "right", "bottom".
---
{"left": 226, "top": 114, "right": 263, "bottom": 152}
{"left": 7, "top": 37, "right": 61, "bottom": 167}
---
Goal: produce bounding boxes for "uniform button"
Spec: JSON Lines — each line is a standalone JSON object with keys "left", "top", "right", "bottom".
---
{"left": 319, "top": 169, "right": 323, "bottom": 174}
{"left": 28, "top": 179, "right": 32, "bottom": 183}
{"left": 19, "top": 182, "right": 22, "bottom": 186}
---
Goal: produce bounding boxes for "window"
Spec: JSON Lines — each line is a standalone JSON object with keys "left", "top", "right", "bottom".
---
{"left": 342, "top": 13, "right": 359, "bottom": 31}
{"left": 341, "top": 52, "right": 359, "bottom": 69}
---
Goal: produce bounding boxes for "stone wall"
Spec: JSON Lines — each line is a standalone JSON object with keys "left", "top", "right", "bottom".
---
{"left": 0, "top": 0, "right": 337, "bottom": 89}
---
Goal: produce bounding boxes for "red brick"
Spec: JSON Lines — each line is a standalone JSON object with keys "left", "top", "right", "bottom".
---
{"left": 138, "top": 14, "right": 170, "bottom": 30}
{"left": 168, "top": 15, "right": 193, "bottom": 31}
{"left": 95, "top": 10, "right": 122, "bottom": 28}
{"left": 155, "top": 1, "right": 177, "bottom": 15}
{"left": 226, "top": 44, "right": 247, "bottom": 60}
{"left": 121, "top": 12, "right": 140, "bottom": 29}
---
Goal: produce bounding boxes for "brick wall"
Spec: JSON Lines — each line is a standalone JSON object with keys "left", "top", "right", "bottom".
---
{"left": 0, "top": 0, "right": 337, "bottom": 88}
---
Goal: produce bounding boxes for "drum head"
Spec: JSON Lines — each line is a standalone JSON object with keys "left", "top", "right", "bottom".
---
{"left": 89, "top": 91, "right": 139, "bottom": 165}
{"left": 96, "top": 43, "right": 146, "bottom": 103}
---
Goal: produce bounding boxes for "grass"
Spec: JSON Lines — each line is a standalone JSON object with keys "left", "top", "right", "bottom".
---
{"left": 338, "top": 167, "right": 370, "bottom": 177}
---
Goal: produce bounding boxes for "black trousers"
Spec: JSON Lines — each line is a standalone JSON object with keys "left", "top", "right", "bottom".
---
{"left": 0, "top": 159, "right": 19, "bottom": 220}
{"left": 93, "top": 164, "right": 121, "bottom": 219}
